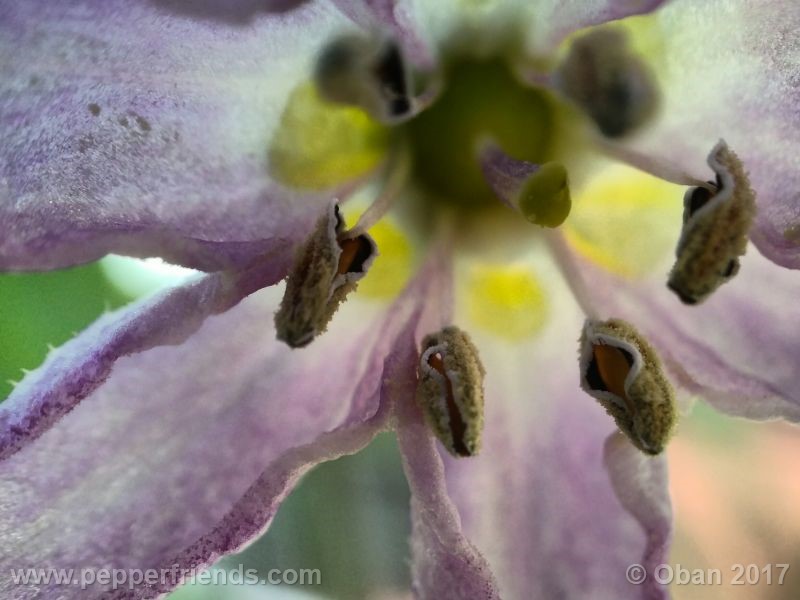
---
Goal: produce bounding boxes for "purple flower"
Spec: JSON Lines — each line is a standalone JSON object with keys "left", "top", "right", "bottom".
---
{"left": 1, "top": 1, "right": 799, "bottom": 599}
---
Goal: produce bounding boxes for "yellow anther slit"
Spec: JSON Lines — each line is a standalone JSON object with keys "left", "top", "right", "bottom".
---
{"left": 592, "top": 344, "right": 631, "bottom": 401}
{"left": 336, "top": 236, "right": 371, "bottom": 275}
{"left": 428, "top": 353, "right": 468, "bottom": 457}
{"left": 417, "top": 326, "right": 485, "bottom": 458}
{"left": 580, "top": 319, "right": 677, "bottom": 455}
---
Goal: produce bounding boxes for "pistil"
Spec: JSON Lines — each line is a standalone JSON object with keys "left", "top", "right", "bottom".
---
{"left": 478, "top": 141, "right": 571, "bottom": 227}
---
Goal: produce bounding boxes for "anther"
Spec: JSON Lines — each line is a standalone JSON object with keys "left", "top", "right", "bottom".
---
{"left": 314, "top": 33, "right": 412, "bottom": 123}
{"left": 579, "top": 319, "right": 676, "bottom": 455}
{"left": 275, "top": 204, "right": 377, "bottom": 348}
{"left": 478, "top": 141, "right": 571, "bottom": 227}
{"left": 416, "top": 326, "right": 485, "bottom": 457}
{"left": 555, "top": 28, "right": 659, "bottom": 138}
{"left": 668, "top": 140, "right": 756, "bottom": 304}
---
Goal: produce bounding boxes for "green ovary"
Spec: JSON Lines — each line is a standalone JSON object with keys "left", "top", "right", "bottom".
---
{"left": 404, "top": 59, "right": 556, "bottom": 209}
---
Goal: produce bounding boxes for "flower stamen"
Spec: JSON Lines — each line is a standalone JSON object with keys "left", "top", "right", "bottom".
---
{"left": 555, "top": 28, "right": 659, "bottom": 138}
{"left": 592, "top": 138, "right": 708, "bottom": 187}
{"left": 580, "top": 319, "right": 676, "bottom": 455}
{"left": 315, "top": 33, "right": 412, "bottom": 123}
{"left": 347, "top": 147, "right": 411, "bottom": 237}
{"left": 668, "top": 140, "right": 756, "bottom": 304}
{"left": 417, "top": 326, "right": 485, "bottom": 458}
{"left": 275, "top": 204, "right": 377, "bottom": 348}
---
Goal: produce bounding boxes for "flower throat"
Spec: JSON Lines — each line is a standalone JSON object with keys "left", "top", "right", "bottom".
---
{"left": 402, "top": 58, "right": 556, "bottom": 210}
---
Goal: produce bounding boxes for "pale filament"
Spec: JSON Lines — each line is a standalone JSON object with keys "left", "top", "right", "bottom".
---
{"left": 543, "top": 228, "right": 601, "bottom": 321}
{"left": 410, "top": 73, "right": 444, "bottom": 114}
{"left": 593, "top": 136, "right": 713, "bottom": 190}
{"left": 381, "top": 73, "right": 443, "bottom": 125}
{"left": 431, "top": 214, "right": 456, "bottom": 330}
{"left": 347, "top": 146, "right": 411, "bottom": 237}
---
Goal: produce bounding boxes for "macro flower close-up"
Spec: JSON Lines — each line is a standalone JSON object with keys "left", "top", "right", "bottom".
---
{"left": 1, "top": 1, "right": 799, "bottom": 599}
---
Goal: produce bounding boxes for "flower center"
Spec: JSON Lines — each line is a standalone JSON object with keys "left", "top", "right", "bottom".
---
{"left": 269, "top": 28, "right": 756, "bottom": 458}
{"left": 403, "top": 58, "right": 555, "bottom": 210}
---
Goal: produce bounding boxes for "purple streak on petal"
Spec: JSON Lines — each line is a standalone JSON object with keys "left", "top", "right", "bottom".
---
{"left": 0, "top": 0, "right": 350, "bottom": 271}
{"left": 388, "top": 244, "right": 500, "bottom": 600}
{"left": 0, "top": 253, "right": 442, "bottom": 599}
{"left": 623, "top": 0, "right": 800, "bottom": 269}
{"left": 605, "top": 432, "right": 672, "bottom": 600}
{"left": 442, "top": 258, "right": 671, "bottom": 599}
{"left": 534, "top": 0, "right": 671, "bottom": 50}
{"left": 569, "top": 238, "right": 800, "bottom": 421}
{"left": 478, "top": 141, "right": 541, "bottom": 210}
{"left": 395, "top": 339, "right": 501, "bottom": 600}
{"left": 331, "top": 0, "right": 435, "bottom": 69}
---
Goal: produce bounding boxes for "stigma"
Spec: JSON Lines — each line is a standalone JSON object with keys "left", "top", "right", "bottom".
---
{"left": 479, "top": 141, "right": 572, "bottom": 227}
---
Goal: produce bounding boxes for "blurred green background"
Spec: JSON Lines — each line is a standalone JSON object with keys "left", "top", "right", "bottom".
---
{"left": 1, "top": 259, "right": 798, "bottom": 600}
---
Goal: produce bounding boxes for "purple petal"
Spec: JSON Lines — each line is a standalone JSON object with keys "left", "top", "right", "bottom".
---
{"left": 605, "top": 433, "right": 672, "bottom": 600}
{"left": 440, "top": 260, "right": 672, "bottom": 598}
{"left": 573, "top": 242, "right": 800, "bottom": 422}
{"left": 0, "top": 259, "right": 439, "bottom": 599}
{"left": 0, "top": 249, "right": 296, "bottom": 461}
{"left": 0, "top": 0, "right": 350, "bottom": 272}
{"left": 625, "top": 0, "right": 800, "bottom": 268}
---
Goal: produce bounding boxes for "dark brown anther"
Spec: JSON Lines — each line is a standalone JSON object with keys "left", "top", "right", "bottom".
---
{"left": 417, "top": 326, "right": 485, "bottom": 458}
{"left": 275, "top": 204, "right": 377, "bottom": 348}
{"left": 556, "top": 28, "right": 659, "bottom": 138}
{"left": 580, "top": 319, "right": 677, "bottom": 455}
{"left": 314, "top": 34, "right": 412, "bottom": 122}
{"left": 668, "top": 140, "right": 756, "bottom": 304}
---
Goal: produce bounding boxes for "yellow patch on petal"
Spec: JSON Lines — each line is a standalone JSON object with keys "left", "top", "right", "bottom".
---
{"left": 564, "top": 163, "right": 683, "bottom": 277}
{"left": 269, "top": 82, "right": 390, "bottom": 189}
{"left": 618, "top": 14, "right": 669, "bottom": 72}
{"left": 466, "top": 264, "right": 547, "bottom": 340}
